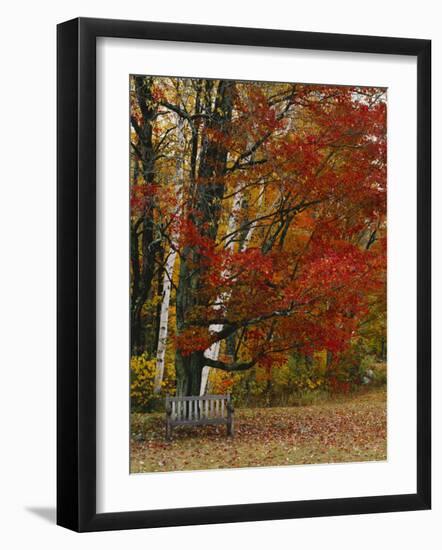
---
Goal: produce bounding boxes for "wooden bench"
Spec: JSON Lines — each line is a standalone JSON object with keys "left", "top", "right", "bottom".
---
{"left": 165, "top": 394, "right": 234, "bottom": 440}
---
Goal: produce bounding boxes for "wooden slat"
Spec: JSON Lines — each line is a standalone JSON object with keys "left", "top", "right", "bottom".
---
{"left": 168, "top": 394, "right": 228, "bottom": 402}
{"left": 166, "top": 394, "right": 232, "bottom": 422}
{"left": 166, "top": 394, "right": 234, "bottom": 441}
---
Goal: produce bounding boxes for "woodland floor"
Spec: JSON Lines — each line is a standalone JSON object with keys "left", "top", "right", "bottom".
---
{"left": 130, "top": 388, "right": 387, "bottom": 473}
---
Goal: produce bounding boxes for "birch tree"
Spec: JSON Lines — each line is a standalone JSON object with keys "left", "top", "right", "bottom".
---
{"left": 154, "top": 112, "right": 185, "bottom": 392}
{"left": 129, "top": 78, "right": 387, "bottom": 397}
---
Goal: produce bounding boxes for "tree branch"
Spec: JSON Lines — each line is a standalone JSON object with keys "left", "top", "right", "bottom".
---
{"left": 203, "top": 356, "right": 258, "bottom": 372}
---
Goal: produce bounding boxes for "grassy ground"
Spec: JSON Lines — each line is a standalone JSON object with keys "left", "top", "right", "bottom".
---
{"left": 131, "top": 388, "right": 386, "bottom": 473}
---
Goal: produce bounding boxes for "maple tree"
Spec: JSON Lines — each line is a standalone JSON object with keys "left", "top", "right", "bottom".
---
{"left": 130, "top": 76, "right": 387, "bottom": 397}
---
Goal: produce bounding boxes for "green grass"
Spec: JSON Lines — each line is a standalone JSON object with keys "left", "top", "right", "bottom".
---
{"left": 131, "top": 388, "right": 387, "bottom": 473}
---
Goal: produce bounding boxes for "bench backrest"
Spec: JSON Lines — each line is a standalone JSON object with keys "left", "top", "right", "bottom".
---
{"left": 166, "top": 394, "right": 231, "bottom": 422}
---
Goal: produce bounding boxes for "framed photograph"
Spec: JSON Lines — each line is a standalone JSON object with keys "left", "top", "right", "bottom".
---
{"left": 57, "top": 17, "right": 431, "bottom": 532}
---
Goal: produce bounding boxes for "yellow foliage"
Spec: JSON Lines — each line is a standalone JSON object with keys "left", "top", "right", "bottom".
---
{"left": 209, "top": 354, "right": 326, "bottom": 407}
{"left": 130, "top": 353, "right": 175, "bottom": 411}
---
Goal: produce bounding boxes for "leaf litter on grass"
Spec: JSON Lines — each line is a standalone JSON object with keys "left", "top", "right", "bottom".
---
{"left": 130, "top": 388, "right": 386, "bottom": 473}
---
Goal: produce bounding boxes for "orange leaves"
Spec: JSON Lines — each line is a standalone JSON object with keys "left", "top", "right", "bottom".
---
{"left": 175, "top": 327, "right": 211, "bottom": 356}
{"left": 178, "top": 219, "right": 220, "bottom": 268}
{"left": 129, "top": 76, "right": 387, "bottom": 377}
{"left": 130, "top": 183, "right": 158, "bottom": 213}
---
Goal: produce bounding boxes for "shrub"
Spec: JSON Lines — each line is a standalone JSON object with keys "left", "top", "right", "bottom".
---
{"left": 130, "top": 353, "right": 175, "bottom": 412}
{"left": 208, "top": 353, "right": 326, "bottom": 407}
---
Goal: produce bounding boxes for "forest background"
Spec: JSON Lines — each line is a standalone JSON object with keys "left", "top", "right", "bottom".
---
{"left": 129, "top": 75, "right": 387, "bottom": 412}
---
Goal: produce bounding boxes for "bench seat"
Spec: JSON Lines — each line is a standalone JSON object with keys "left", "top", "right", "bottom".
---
{"left": 165, "top": 394, "right": 234, "bottom": 439}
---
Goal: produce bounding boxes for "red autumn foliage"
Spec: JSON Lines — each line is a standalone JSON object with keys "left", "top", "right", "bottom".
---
{"left": 130, "top": 76, "right": 387, "bottom": 382}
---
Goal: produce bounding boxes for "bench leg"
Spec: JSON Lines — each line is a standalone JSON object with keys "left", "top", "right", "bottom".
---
{"left": 227, "top": 418, "right": 234, "bottom": 437}
{"left": 166, "top": 419, "right": 172, "bottom": 441}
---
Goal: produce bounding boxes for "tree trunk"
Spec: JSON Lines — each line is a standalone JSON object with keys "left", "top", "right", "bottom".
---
{"left": 175, "top": 350, "right": 205, "bottom": 397}
{"left": 153, "top": 113, "right": 185, "bottom": 391}
{"left": 130, "top": 75, "right": 159, "bottom": 356}
{"left": 175, "top": 80, "right": 234, "bottom": 396}
{"left": 153, "top": 248, "right": 178, "bottom": 393}
{"left": 200, "top": 139, "right": 259, "bottom": 394}
{"left": 200, "top": 187, "right": 242, "bottom": 394}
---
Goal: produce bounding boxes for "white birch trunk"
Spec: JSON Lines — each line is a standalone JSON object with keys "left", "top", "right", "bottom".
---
{"left": 153, "top": 248, "right": 178, "bottom": 393}
{"left": 241, "top": 187, "right": 264, "bottom": 251}
{"left": 153, "top": 114, "right": 185, "bottom": 393}
{"left": 200, "top": 191, "right": 243, "bottom": 394}
{"left": 200, "top": 181, "right": 265, "bottom": 394}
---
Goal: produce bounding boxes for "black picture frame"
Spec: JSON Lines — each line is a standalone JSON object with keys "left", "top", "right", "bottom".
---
{"left": 57, "top": 17, "right": 431, "bottom": 532}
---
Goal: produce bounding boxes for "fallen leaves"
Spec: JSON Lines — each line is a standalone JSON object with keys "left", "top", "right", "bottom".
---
{"left": 131, "top": 388, "right": 386, "bottom": 473}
